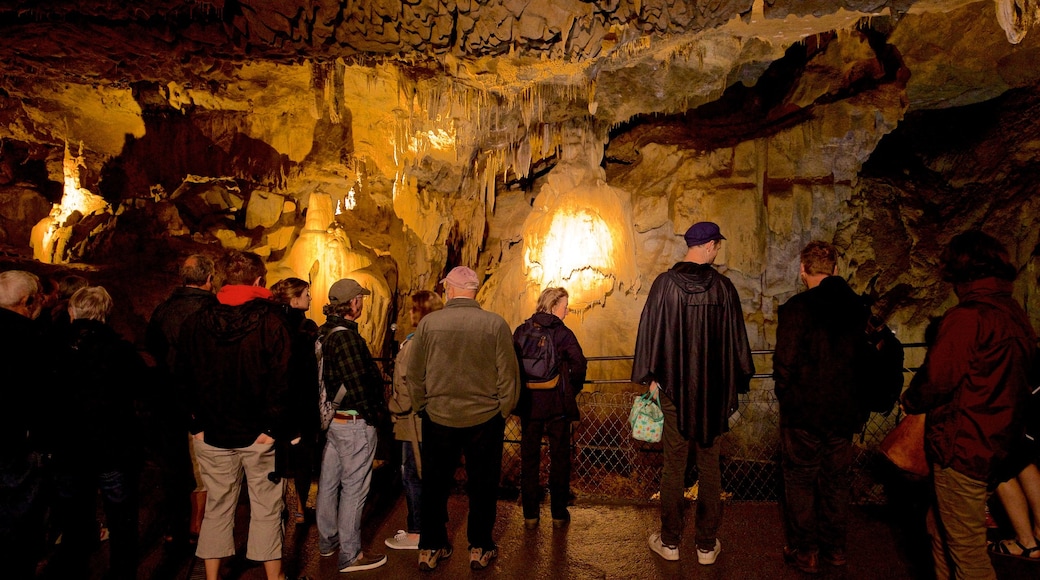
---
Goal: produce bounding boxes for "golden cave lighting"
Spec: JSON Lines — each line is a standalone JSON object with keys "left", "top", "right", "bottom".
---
{"left": 31, "top": 144, "right": 110, "bottom": 264}
{"left": 524, "top": 208, "right": 617, "bottom": 308}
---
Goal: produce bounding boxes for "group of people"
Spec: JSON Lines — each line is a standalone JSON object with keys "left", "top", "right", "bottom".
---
{"left": 633, "top": 222, "right": 1038, "bottom": 580}
{"left": 1, "top": 219, "right": 1037, "bottom": 579}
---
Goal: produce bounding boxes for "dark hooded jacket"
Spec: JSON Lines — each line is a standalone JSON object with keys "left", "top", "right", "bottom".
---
{"left": 145, "top": 286, "right": 217, "bottom": 428}
{"left": 53, "top": 319, "right": 145, "bottom": 472}
{"left": 902, "top": 277, "right": 1038, "bottom": 483}
{"left": 277, "top": 304, "right": 319, "bottom": 435}
{"left": 178, "top": 290, "right": 292, "bottom": 449}
{"left": 513, "top": 311, "right": 588, "bottom": 421}
{"left": 631, "top": 261, "right": 755, "bottom": 446}
{"left": 773, "top": 276, "right": 871, "bottom": 436}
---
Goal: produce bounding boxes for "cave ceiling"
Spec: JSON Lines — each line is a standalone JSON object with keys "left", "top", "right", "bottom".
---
{"left": 2, "top": 0, "right": 1040, "bottom": 355}
{"left": 3, "top": 0, "right": 1039, "bottom": 171}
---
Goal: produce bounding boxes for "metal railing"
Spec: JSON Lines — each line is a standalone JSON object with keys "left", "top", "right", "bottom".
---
{"left": 378, "top": 346, "right": 923, "bottom": 505}
{"left": 500, "top": 350, "right": 921, "bottom": 505}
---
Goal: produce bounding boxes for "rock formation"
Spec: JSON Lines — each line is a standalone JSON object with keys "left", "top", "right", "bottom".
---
{"left": 0, "top": 0, "right": 1038, "bottom": 367}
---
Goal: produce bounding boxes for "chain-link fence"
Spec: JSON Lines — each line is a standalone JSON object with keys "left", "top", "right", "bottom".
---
{"left": 497, "top": 352, "right": 917, "bottom": 505}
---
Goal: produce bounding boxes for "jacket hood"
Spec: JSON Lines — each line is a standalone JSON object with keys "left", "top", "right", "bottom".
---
{"left": 530, "top": 311, "right": 562, "bottom": 327}
{"left": 68, "top": 318, "right": 118, "bottom": 347}
{"left": 666, "top": 261, "right": 718, "bottom": 294}
{"left": 196, "top": 299, "right": 274, "bottom": 343}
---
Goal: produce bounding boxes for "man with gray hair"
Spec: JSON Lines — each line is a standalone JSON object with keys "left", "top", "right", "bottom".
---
{"left": 145, "top": 253, "right": 217, "bottom": 549}
{"left": 406, "top": 266, "right": 520, "bottom": 571}
{"left": 315, "top": 278, "right": 388, "bottom": 572}
{"left": 0, "top": 270, "right": 48, "bottom": 579}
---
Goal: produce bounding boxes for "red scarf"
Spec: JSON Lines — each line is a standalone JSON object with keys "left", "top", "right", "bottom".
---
{"left": 217, "top": 285, "right": 273, "bottom": 306}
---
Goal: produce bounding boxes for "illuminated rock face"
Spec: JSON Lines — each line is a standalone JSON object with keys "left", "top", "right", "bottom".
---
{"left": 1, "top": 0, "right": 1040, "bottom": 364}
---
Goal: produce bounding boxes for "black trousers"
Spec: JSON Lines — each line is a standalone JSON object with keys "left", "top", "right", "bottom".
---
{"left": 419, "top": 414, "right": 504, "bottom": 552}
{"left": 520, "top": 416, "right": 571, "bottom": 520}
{"left": 780, "top": 426, "right": 852, "bottom": 554}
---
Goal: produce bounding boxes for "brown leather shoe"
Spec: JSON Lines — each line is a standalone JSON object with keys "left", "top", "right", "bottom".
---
{"left": 783, "top": 546, "right": 820, "bottom": 574}
{"left": 821, "top": 547, "right": 847, "bottom": 566}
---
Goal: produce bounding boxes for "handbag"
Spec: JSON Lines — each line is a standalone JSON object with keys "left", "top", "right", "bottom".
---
{"left": 879, "top": 412, "right": 930, "bottom": 477}
{"left": 629, "top": 390, "right": 664, "bottom": 443}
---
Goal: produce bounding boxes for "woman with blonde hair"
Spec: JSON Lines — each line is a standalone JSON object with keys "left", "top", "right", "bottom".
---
{"left": 514, "top": 287, "right": 587, "bottom": 528}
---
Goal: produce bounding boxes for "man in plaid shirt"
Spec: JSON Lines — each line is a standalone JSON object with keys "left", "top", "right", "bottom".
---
{"left": 315, "top": 278, "right": 388, "bottom": 572}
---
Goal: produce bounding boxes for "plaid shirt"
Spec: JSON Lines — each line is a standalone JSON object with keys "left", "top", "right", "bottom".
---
{"left": 319, "top": 315, "right": 385, "bottom": 423}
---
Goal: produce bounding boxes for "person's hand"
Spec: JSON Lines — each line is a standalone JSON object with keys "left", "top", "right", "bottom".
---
{"left": 649, "top": 381, "right": 660, "bottom": 395}
{"left": 255, "top": 433, "right": 274, "bottom": 445}
{"left": 290, "top": 437, "right": 301, "bottom": 445}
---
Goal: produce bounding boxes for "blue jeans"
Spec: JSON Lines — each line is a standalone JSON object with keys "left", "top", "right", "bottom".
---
{"left": 401, "top": 441, "right": 422, "bottom": 534}
{"left": 660, "top": 394, "right": 722, "bottom": 551}
{"left": 317, "top": 419, "right": 377, "bottom": 568}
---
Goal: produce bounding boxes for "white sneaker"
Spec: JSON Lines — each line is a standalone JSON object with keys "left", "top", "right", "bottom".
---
{"left": 648, "top": 533, "right": 679, "bottom": 561}
{"left": 385, "top": 529, "right": 420, "bottom": 549}
{"left": 697, "top": 539, "right": 721, "bottom": 565}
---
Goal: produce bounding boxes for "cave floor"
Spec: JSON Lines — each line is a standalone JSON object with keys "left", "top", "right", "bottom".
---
{"left": 54, "top": 459, "right": 1034, "bottom": 580}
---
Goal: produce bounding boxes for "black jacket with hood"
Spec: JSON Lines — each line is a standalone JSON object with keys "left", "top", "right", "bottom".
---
{"left": 178, "top": 294, "right": 293, "bottom": 449}
{"left": 631, "top": 261, "right": 755, "bottom": 446}
{"left": 513, "top": 310, "right": 588, "bottom": 421}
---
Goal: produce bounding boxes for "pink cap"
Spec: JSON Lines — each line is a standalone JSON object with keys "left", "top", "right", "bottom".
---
{"left": 440, "top": 266, "right": 480, "bottom": 290}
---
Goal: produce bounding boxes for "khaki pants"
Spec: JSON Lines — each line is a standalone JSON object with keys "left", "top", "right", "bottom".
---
{"left": 927, "top": 465, "right": 996, "bottom": 580}
{"left": 193, "top": 439, "right": 284, "bottom": 562}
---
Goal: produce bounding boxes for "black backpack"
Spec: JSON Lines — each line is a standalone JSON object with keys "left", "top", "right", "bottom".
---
{"left": 515, "top": 321, "right": 560, "bottom": 389}
{"left": 858, "top": 315, "right": 905, "bottom": 415}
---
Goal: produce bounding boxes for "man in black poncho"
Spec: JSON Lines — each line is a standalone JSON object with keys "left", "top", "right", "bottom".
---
{"left": 632, "top": 221, "right": 755, "bottom": 566}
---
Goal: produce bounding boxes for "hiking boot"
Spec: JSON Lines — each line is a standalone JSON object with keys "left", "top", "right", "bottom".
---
{"left": 697, "top": 539, "right": 721, "bottom": 565}
{"left": 339, "top": 552, "right": 387, "bottom": 573}
{"left": 384, "top": 530, "right": 420, "bottom": 550}
{"left": 469, "top": 546, "right": 498, "bottom": 569}
{"left": 783, "top": 546, "right": 820, "bottom": 574}
{"left": 418, "top": 545, "right": 453, "bottom": 571}
{"left": 821, "top": 547, "right": 847, "bottom": 566}
{"left": 648, "top": 532, "right": 679, "bottom": 561}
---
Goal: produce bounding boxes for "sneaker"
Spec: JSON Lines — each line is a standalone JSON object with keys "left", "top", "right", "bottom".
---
{"left": 385, "top": 530, "right": 420, "bottom": 550}
{"left": 648, "top": 532, "right": 679, "bottom": 561}
{"left": 469, "top": 546, "right": 497, "bottom": 570}
{"left": 418, "top": 545, "right": 453, "bottom": 571}
{"left": 319, "top": 548, "right": 337, "bottom": 557}
{"left": 821, "top": 547, "right": 847, "bottom": 567}
{"left": 340, "top": 552, "right": 387, "bottom": 573}
{"left": 783, "top": 546, "right": 819, "bottom": 574}
{"left": 697, "top": 539, "right": 721, "bottom": 565}
{"left": 552, "top": 509, "right": 570, "bottom": 528}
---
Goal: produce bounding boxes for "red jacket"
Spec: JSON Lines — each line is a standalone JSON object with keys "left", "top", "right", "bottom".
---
{"left": 902, "top": 278, "right": 1037, "bottom": 483}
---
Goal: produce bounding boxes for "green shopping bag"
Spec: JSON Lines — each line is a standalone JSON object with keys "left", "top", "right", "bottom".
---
{"left": 629, "top": 390, "right": 664, "bottom": 443}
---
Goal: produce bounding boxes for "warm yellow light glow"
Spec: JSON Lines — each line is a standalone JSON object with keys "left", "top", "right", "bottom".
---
{"left": 57, "top": 147, "right": 107, "bottom": 223}
{"left": 31, "top": 143, "right": 110, "bottom": 263}
{"left": 425, "top": 126, "right": 457, "bottom": 151}
{"left": 524, "top": 208, "right": 617, "bottom": 307}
